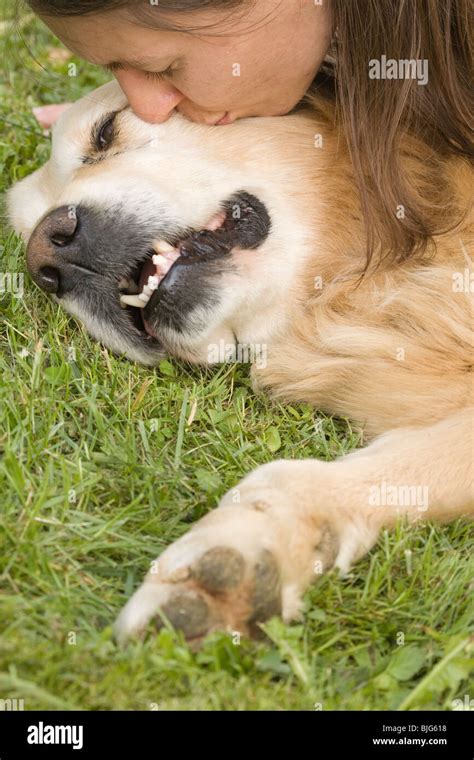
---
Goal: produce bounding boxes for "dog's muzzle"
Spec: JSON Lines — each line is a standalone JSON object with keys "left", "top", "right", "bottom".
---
{"left": 26, "top": 205, "right": 82, "bottom": 296}
{"left": 25, "top": 193, "right": 271, "bottom": 343}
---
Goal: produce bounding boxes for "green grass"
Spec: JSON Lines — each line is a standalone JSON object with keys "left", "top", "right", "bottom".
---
{"left": 0, "top": 5, "right": 473, "bottom": 711}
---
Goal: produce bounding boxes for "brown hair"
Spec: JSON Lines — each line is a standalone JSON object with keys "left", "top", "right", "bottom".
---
{"left": 26, "top": 0, "right": 474, "bottom": 265}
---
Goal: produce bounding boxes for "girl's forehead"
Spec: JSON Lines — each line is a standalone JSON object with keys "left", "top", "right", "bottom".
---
{"left": 39, "top": 13, "right": 181, "bottom": 62}
{"left": 38, "top": 8, "right": 246, "bottom": 64}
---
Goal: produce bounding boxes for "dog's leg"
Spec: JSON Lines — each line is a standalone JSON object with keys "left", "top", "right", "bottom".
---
{"left": 115, "top": 408, "right": 473, "bottom": 644}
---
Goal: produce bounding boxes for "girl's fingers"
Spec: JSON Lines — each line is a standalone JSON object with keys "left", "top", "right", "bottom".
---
{"left": 32, "top": 103, "right": 73, "bottom": 129}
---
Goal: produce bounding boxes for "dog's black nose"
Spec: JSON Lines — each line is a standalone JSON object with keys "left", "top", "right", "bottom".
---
{"left": 26, "top": 206, "right": 79, "bottom": 295}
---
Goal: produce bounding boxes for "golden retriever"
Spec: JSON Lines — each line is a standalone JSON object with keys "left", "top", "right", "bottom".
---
{"left": 8, "top": 81, "right": 473, "bottom": 644}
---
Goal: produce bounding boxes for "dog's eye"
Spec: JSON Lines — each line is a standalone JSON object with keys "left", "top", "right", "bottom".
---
{"left": 96, "top": 114, "right": 117, "bottom": 151}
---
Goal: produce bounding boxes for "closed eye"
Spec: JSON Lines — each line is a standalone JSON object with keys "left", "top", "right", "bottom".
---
{"left": 143, "top": 67, "right": 174, "bottom": 82}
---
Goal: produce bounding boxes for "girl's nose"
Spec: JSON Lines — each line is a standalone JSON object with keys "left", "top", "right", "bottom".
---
{"left": 114, "top": 69, "right": 185, "bottom": 123}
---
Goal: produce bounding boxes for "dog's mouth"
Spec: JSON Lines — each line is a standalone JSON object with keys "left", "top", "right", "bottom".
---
{"left": 117, "top": 192, "right": 271, "bottom": 341}
{"left": 117, "top": 210, "right": 226, "bottom": 340}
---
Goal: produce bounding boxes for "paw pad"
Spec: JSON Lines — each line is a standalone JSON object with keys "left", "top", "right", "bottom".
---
{"left": 155, "top": 589, "right": 214, "bottom": 639}
{"left": 249, "top": 549, "right": 282, "bottom": 627}
{"left": 192, "top": 546, "right": 245, "bottom": 592}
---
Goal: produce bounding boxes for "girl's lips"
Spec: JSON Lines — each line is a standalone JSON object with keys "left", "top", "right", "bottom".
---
{"left": 215, "top": 112, "right": 234, "bottom": 126}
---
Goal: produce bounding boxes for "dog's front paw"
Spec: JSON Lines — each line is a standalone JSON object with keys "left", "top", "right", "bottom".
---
{"left": 115, "top": 461, "right": 343, "bottom": 645}
{"left": 114, "top": 515, "right": 284, "bottom": 645}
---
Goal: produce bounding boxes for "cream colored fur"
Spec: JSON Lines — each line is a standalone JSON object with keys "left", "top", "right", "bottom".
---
{"left": 8, "top": 81, "right": 473, "bottom": 642}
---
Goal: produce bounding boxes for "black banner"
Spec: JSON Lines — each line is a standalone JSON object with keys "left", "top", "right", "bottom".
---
{"left": 0, "top": 710, "right": 472, "bottom": 757}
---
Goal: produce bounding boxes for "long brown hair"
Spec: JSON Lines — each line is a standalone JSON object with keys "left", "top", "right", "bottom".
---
{"left": 25, "top": 0, "right": 474, "bottom": 265}
{"left": 330, "top": 0, "right": 473, "bottom": 266}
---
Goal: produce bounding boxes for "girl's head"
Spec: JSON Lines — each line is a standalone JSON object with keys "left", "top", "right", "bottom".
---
{"left": 24, "top": 0, "right": 473, "bottom": 265}
{"left": 26, "top": 0, "right": 331, "bottom": 125}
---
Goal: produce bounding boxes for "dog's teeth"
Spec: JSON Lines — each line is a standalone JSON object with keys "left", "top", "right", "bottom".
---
{"left": 153, "top": 240, "right": 175, "bottom": 254}
{"left": 120, "top": 294, "right": 146, "bottom": 308}
{"left": 148, "top": 275, "right": 159, "bottom": 290}
{"left": 152, "top": 254, "right": 168, "bottom": 268}
{"left": 143, "top": 285, "right": 153, "bottom": 297}
{"left": 138, "top": 292, "right": 151, "bottom": 303}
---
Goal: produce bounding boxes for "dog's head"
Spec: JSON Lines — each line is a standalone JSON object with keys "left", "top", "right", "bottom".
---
{"left": 8, "top": 81, "right": 322, "bottom": 366}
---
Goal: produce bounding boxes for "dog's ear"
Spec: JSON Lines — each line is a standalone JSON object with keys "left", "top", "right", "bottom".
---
{"left": 7, "top": 164, "right": 54, "bottom": 243}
